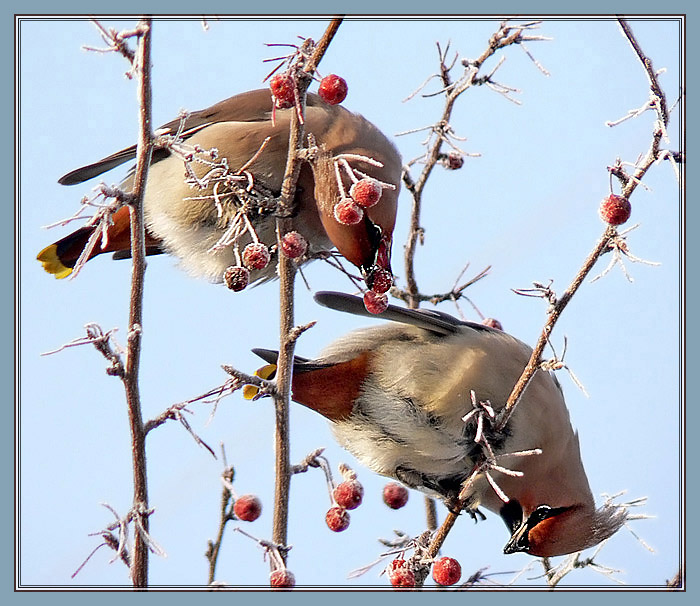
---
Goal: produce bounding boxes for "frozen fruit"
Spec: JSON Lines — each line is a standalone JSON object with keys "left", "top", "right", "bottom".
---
{"left": 599, "top": 194, "right": 631, "bottom": 225}
{"left": 318, "top": 74, "right": 348, "bottom": 105}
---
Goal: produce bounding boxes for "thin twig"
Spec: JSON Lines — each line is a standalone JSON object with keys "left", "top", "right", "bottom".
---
{"left": 495, "top": 225, "right": 616, "bottom": 430}
{"left": 206, "top": 448, "right": 235, "bottom": 584}
{"left": 402, "top": 22, "right": 546, "bottom": 310}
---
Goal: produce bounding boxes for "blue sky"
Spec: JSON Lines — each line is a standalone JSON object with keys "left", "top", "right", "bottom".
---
{"left": 17, "top": 16, "right": 682, "bottom": 589}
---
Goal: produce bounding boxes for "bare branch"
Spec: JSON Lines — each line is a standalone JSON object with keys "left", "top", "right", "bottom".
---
{"left": 270, "top": 16, "right": 344, "bottom": 566}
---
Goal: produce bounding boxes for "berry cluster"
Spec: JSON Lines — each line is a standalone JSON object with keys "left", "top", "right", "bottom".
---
{"left": 325, "top": 474, "right": 364, "bottom": 533}
{"left": 386, "top": 555, "right": 462, "bottom": 589}
{"left": 223, "top": 232, "right": 309, "bottom": 293}
{"left": 333, "top": 176, "right": 385, "bottom": 229}
{"left": 223, "top": 242, "right": 271, "bottom": 293}
{"left": 269, "top": 73, "right": 347, "bottom": 111}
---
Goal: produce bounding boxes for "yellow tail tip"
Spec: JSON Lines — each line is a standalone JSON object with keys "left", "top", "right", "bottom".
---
{"left": 37, "top": 245, "right": 73, "bottom": 279}
{"left": 243, "top": 364, "right": 277, "bottom": 400}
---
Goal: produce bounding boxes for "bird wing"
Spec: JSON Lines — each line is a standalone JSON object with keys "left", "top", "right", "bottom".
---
{"left": 57, "top": 90, "right": 329, "bottom": 186}
{"left": 313, "top": 291, "right": 494, "bottom": 338}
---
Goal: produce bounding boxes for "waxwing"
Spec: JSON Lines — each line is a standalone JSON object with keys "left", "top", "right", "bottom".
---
{"left": 37, "top": 89, "right": 401, "bottom": 287}
{"left": 251, "top": 291, "right": 627, "bottom": 557}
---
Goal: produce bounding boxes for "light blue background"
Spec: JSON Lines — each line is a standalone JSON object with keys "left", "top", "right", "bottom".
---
{"left": 13, "top": 6, "right": 685, "bottom": 597}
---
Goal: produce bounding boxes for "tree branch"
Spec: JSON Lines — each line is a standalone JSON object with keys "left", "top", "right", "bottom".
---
{"left": 122, "top": 18, "right": 153, "bottom": 589}
{"left": 270, "top": 16, "right": 343, "bottom": 562}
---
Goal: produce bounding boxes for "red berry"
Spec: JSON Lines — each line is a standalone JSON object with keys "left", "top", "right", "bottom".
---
{"left": 388, "top": 560, "right": 415, "bottom": 588}
{"left": 350, "top": 178, "right": 383, "bottom": 209}
{"left": 445, "top": 152, "right": 464, "bottom": 170}
{"left": 333, "top": 198, "right": 364, "bottom": 225}
{"left": 233, "top": 494, "right": 262, "bottom": 522}
{"left": 432, "top": 556, "right": 462, "bottom": 586}
{"left": 318, "top": 74, "right": 348, "bottom": 105}
{"left": 279, "top": 231, "right": 308, "bottom": 259}
{"left": 599, "top": 194, "right": 631, "bottom": 225}
{"left": 367, "top": 266, "right": 393, "bottom": 294}
{"left": 482, "top": 317, "right": 503, "bottom": 330}
{"left": 363, "top": 290, "right": 389, "bottom": 315}
{"left": 223, "top": 265, "right": 249, "bottom": 291}
{"left": 241, "top": 242, "right": 271, "bottom": 270}
{"left": 383, "top": 482, "right": 408, "bottom": 509}
{"left": 270, "top": 569, "right": 296, "bottom": 588}
{"left": 333, "top": 480, "right": 364, "bottom": 510}
{"left": 270, "top": 74, "right": 296, "bottom": 109}
{"left": 325, "top": 506, "right": 350, "bottom": 532}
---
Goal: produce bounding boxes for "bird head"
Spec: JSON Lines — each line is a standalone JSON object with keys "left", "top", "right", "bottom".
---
{"left": 305, "top": 125, "right": 400, "bottom": 286}
{"left": 501, "top": 498, "right": 628, "bottom": 557}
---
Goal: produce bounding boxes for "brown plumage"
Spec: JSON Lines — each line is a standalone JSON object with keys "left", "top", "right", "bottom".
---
{"left": 37, "top": 89, "right": 401, "bottom": 285}
{"left": 253, "top": 292, "right": 628, "bottom": 557}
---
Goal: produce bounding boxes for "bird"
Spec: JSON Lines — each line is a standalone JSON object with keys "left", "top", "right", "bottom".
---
{"left": 36, "top": 89, "right": 402, "bottom": 287}
{"left": 250, "top": 291, "right": 627, "bottom": 557}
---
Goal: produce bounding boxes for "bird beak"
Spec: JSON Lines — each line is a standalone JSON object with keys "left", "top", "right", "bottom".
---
{"left": 503, "top": 519, "right": 530, "bottom": 555}
{"left": 360, "top": 230, "right": 393, "bottom": 286}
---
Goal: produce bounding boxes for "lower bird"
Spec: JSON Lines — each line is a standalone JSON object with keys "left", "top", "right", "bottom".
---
{"left": 37, "top": 89, "right": 401, "bottom": 288}
{"left": 251, "top": 291, "right": 627, "bottom": 557}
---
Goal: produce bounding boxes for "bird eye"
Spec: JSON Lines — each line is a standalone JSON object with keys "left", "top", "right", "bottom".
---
{"left": 531, "top": 505, "right": 553, "bottom": 525}
{"left": 528, "top": 504, "right": 570, "bottom": 528}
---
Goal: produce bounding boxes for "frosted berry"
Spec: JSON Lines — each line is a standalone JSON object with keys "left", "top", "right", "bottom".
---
{"left": 269, "top": 74, "right": 296, "bottom": 109}
{"left": 325, "top": 506, "right": 350, "bottom": 532}
{"left": 280, "top": 231, "right": 308, "bottom": 259}
{"left": 383, "top": 482, "right": 408, "bottom": 509}
{"left": 270, "top": 569, "right": 296, "bottom": 588}
{"left": 388, "top": 560, "right": 415, "bottom": 588}
{"left": 363, "top": 290, "right": 389, "bottom": 315}
{"left": 599, "top": 194, "right": 631, "bottom": 225}
{"left": 233, "top": 494, "right": 262, "bottom": 522}
{"left": 367, "top": 266, "right": 393, "bottom": 294}
{"left": 445, "top": 152, "right": 464, "bottom": 170}
{"left": 333, "top": 480, "right": 364, "bottom": 510}
{"left": 350, "top": 178, "right": 383, "bottom": 209}
{"left": 242, "top": 243, "right": 271, "bottom": 270}
{"left": 224, "top": 265, "right": 249, "bottom": 291}
{"left": 482, "top": 317, "right": 503, "bottom": 330}
{"left": 333, "top": 198, "right": 364, "bottom": 225}
{"left": 432, "top": 556, "right": 462, "bottom": 586}
{"left": 318, "top": 74, "right": 348, "bottom": 105}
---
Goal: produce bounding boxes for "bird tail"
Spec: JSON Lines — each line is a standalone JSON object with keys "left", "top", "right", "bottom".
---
{"left": 36, "top": 226, "right": 96, "bottom": 279}
{"left": 37, "top": 205, "right": 164, "bottom": 279}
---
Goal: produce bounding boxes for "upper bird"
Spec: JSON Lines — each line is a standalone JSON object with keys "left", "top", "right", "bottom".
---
{"left": 252, "top": 292, "right": 627, "bottom": 557}
{"left": 37, "top": 89, "right": 401, "bottom": 287}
